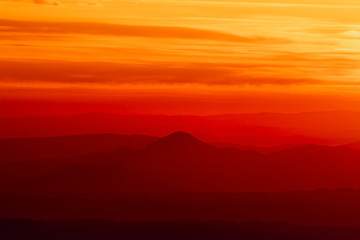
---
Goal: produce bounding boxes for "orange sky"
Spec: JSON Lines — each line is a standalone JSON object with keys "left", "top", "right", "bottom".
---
{"left": 1, "top": 0, "right": 360, "bottom": 115}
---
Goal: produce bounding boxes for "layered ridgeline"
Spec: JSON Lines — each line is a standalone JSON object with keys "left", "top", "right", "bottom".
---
{"left": 2, "top": 132, "right": 360, "bottom": 193}
{"left": 3, "top": 112, "right": 360, "bottom": 146}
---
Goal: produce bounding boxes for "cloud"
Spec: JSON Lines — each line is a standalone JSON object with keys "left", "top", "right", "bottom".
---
{"left": 176, "top": 0, "right": 360, "bottom": 9}
{"left": 0, "top": 19, "right": 289, "bottom": 43}
{"left": 36, "top": 0, "right": 62, "bottom": 6}
{"left": 307, "top": 28, "right": 360, "bottom": 39}
{"left": 78, "top": 0, "right": 102, "bottom": 7}
{"left": 1, "top": 0, "right": 64, "bottom": 6}
{"left": 343, "top": 30, "right": 360, "bottom": 38}
{"left": 33, "top": 0, "right": 63, "bottom": 6}
{"left": 0, "top": 52, "right": 358, "bottom": 87}
{"left": 1, "top": 0, "right": 106, "bottom": 7}
{"left": 0, "top": 60, "right": 324, "bottom": 86}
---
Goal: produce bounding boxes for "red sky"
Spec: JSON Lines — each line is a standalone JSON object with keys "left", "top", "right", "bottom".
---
{"left": 0, "top": 0, "right": 360, "bottom": 116}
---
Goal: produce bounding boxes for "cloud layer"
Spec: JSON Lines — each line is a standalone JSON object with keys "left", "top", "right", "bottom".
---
{"left": 33, "top": 0, "right": 63, "bottom": 6}
{"left": 0, "top": 19, "right": 288, "bottom": 43}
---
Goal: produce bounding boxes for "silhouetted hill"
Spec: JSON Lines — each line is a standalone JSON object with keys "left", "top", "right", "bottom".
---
{"left": 346, "top": 141, "right": 360, "bottom": 151}
{"left": 147, "top": 131, "right": 213, "bottom": 152}
{"left": 3, "top": 112, "right": 359, "bottom": 145}
{"left": 23, "top": 164, "right": 174, "bottom": 194}
{"left": 0, "top": 132, "right": 263, "bottom": 193}
{"left": 269, "top": 144, "right": 360, "bottom": 159}
{"left": 3, "top": 131, "right": 360, "bottom": 193}
{"left": 210, "top": 142, "right": 302, "bottom": 154}
{"left": 145, "top": 131, "right": 215, "bottom": 161}
{"left": 0, "top": 134, "right": 158, "bottom": 163}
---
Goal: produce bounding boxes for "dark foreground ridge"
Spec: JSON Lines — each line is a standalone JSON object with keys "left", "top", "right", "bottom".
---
{"left": 3, "top": 190, "right": 360, "bottom": 227}
{"left": 2, "top": 219, "right": 360, "bottom": 240}
{"left": 1, "top": 132, "right": 360, "bottom": 237}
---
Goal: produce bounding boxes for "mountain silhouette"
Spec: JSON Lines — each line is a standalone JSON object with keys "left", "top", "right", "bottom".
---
{"left": 0, "top": 134, "right": 158, "bottom": 163}
{"left": 148, "top": 131, "right": 210, "bottom": 148}
{"left": 4, "top": 111, "right": 357, "bottom": 146}
{"left": 23, "top": 164, "right": 176, "bottom": 194}
{"left": 3, "top": 131, "right": 360, "bottom": 193}
{"left": 346, "top": 141, "right": 360, "bottom": 151}
{"left": 145, "top": 131, "right": 213, "bottom": 156}
{"left": 3, "top": 132, "right": 264, "bottom": 193}
{"left": 268, "top": 144, "right": 360, "bottom": 165}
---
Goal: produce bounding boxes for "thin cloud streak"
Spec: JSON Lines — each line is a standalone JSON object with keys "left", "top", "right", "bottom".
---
{"left": 0, "top": 19, "right": 290, "bottom": 43}
{"left": 155, "top": 0, "right": 360, "bottom": 9}
{"left": 0, "top": 59, "right": 343, "bottom": 86}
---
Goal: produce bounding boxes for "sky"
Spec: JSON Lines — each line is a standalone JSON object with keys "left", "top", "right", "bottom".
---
{"left": 1, "top": 0, "right": 360, "bottom": 116}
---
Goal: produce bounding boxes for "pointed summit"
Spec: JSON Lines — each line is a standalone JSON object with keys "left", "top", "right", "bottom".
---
{"left": 146, "top": 131, "right": 212, "bottom": 153}
{"left": 162, "top": 131, "right": 199, "bottom": 142}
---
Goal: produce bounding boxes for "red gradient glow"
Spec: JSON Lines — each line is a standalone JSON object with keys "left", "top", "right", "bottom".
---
{"left": 0, "top": 0, "right": 360, "bottom": 142}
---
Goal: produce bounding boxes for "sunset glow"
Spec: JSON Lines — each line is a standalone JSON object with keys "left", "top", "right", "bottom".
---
{"left": 4, "top": 3, "right": 360, "bottom": 237}
{"left": 1, "top": 0, "right": 360, "bottom": 116}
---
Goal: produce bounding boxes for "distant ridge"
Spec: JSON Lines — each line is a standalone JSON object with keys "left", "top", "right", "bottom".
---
{"left": 0, "top": 134, "right": 158, "bottom": 163}
{"left": 4, "top": 112, "right": 360, "bottom": 145}
{"left": 3, "top": 130, "right": 360, "bottom": 193}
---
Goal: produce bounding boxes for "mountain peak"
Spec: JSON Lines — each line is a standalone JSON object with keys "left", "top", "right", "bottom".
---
{"left": 164, "top": 131, "right": 196, "bottom": 140}
{"left": 146, "top": 131, "right": 212, "bottom": 152}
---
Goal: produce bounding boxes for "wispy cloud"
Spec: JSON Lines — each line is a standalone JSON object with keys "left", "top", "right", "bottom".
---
{"left": 0, "top": 19, "right": 289, "bottom": 43}
{"left": 1, "top": 0, "right": 64, "bottom": 6}
{"left": 0, "top": 59, "right": 340, "bottom": 86}
{"left": 153, "top": 0, "right": 360, "bottom": 9}
{"left": 33, "top": 0, "right": 63, "bottom": 6}
{"left": 78, "top": 0, "right": 102, "bottom": 7}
